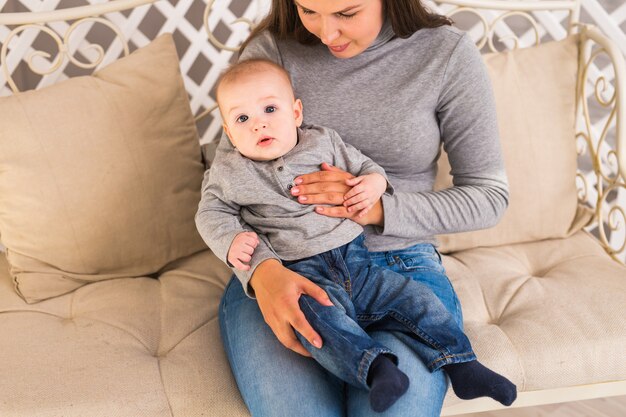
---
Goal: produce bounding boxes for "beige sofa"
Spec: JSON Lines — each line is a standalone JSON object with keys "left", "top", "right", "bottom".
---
{"left": 0, "top": 0, "right": 625, "bottom": 416}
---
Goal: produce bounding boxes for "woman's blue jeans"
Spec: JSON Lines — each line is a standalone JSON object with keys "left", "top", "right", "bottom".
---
{"left": 219, "top": 240, "right": 464, "bottom": 417}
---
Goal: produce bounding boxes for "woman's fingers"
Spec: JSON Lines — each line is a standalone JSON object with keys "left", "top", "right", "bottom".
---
{"left": 296, "top": 192, "right": 345, "bottom": 205}
{"left": 315, "top": 205, "right": 351, "bottom": 218}
{"left": 346, "top": 200, "right": 371, "bottom": 213}
{"left": 357, "top": 206, "right": 371, "bottom": 218}
{"left": 295, "top": 168, "right": 352, "bottom": 185}
{"left": 320, "top": 162, "right": 342, "bottom": 172}
{"left": 301, "top": 276, "right": 334, "bottom": 308}
{"left": 251, "top": 261, "right": 329, "bottom": 357}
{"left": 291, "top": 181, "right": 349, "bottom": 197}
{"left": 291, "top": 164, "right": 354, "bottom": 206}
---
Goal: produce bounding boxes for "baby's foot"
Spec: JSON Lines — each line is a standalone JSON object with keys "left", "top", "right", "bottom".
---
{"left": 444, "top": 360, "right": 517, "bottom": 406}
{"left": 367, "top": 355, "right": 410, "bottom": 412}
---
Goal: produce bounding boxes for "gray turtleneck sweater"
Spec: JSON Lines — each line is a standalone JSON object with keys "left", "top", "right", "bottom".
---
{"left": 202, "top": 22, "right": 509, "bottom": 296}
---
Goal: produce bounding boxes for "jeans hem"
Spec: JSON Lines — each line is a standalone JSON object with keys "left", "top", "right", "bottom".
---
{"left": 427, "top": 352, "right": 477, "bottom": 372}
{"left": 357, "top": 348, "right": 396, "bottom": 390}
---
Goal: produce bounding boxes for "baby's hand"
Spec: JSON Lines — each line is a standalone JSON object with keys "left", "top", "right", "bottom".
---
{"left": 228, "top": 231, "right": 259, "bottom": 271}
{"left": 343, "top": 173, "right": 387, "bottom": 218}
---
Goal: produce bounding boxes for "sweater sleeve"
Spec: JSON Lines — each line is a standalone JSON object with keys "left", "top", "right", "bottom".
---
{"left": 379, "top": 33, "right": 509, "bottom": 239}
{"left": 195, "top": 163, "right": 280, "bottom": 298}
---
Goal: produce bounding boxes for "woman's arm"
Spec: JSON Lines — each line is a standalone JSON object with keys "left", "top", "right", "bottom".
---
{"left": 294, "top": 34, "right": 509, "bottom": 236}
{"left": 379, "top": 33, "right": 509, "bottom": 239}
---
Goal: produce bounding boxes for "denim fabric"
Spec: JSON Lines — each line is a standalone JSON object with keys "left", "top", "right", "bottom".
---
{"left": 219, "top": 239, "right": 466, "bottom": 417}
{"left": 285, "top": 235, "right": 475, "bottom": 390}
{"left": 368, "top": 242, "right": 464, "bottom": 328}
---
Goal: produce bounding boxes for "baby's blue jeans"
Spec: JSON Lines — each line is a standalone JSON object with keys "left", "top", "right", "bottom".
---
{"left": 219, "top": 237, "right": 466, "bottom": 417}
{"left": 284, "top": 234, "right": 476, "bottom": 390}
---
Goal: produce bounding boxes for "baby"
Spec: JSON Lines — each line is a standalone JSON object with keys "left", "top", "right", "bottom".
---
{"left": 196, "top": 58, "right": 516, "bottom": 412}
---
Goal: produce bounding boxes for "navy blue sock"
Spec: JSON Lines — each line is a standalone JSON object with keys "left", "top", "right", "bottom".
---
{"left": 444, "top": 361, "right": 517, "bottom": 406}
{"left": 367, "top": 355, "right": 410, "bottom": 413}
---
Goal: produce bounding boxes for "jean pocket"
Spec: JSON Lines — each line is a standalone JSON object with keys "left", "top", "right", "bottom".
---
{"left": 393, "top": 250, "right": 445, "bottom": 274}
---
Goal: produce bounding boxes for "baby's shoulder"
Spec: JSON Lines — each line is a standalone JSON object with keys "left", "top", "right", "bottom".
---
{"left": 298, "top": 124, "right": 342, "bottom": 147}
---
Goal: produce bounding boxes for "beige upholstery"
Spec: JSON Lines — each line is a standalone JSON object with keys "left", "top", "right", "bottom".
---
{"left": 0, "top": 34, "right": 206, "bottom": 304}
{"left": 437, "top": 35, "right": 593, "bottom": 253}
{"left": 0, "top": 249, "right": 248, "bottom": 417}
{"left": 442, "top": 231, "right": 626, "bottom": 407}
{"left": 1, "top": 230, "right": 623, "bottom": 415}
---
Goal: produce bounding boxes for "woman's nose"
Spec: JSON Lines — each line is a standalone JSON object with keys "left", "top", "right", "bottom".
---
{"left": 320, "top": 18, "right": 340, "bottom": 44}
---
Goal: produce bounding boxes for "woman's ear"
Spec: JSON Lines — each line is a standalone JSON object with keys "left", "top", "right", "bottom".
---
{"left": 294, "top": 98, "right": 304, "bottom": 127}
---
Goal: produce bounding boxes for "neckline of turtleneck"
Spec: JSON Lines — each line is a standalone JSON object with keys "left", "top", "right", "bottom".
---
{"left": 365, "top": 17, "right": 395, "bottom": 52}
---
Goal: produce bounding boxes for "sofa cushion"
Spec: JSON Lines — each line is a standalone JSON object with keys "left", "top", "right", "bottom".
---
{"left": 441, "top": 230, "right": 626, "bottom": 408}
{"left": 0, "top": 248, "right": 239, "bottom": 416}
{"left": 0, "top": 34, "right": 207, "bottom": 303}
{"left": 1, "top": 232, "right": 623, "bottom": 415}
{"left": 436, "top": 35, "right": 593, "bottom": 252}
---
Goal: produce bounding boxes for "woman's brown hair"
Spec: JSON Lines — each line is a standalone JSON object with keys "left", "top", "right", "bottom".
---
{"left": 241, "top": 0, "right": 452, "bottom": 51}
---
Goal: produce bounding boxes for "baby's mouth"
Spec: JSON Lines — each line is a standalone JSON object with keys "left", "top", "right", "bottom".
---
{"left": 258, "top": 136, "right": 274, "bottom": 146}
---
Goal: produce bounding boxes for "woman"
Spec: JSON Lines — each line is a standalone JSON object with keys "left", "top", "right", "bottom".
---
{"left": 218, "top": 0, "right": 509, "bottom": 416}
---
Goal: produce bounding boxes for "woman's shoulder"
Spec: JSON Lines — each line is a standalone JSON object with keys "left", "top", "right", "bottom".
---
{"left": 239, "top": 30, "right": 282, "bottom": 64}
{"left": 401, "top": 25, "right": 479, "bottom": 67}
{"left": 409, "top": 25, "right": 469, "bottom": 51}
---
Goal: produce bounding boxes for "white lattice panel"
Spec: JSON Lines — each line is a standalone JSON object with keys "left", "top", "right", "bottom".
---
{"left": 1, "top": 0, "right": 625, "bottom": 261}
{"left": 0, "top": 0, "right": 268, "bottom": 144}
{"left": 1, "top": 0, "right": 624, "bottom": 141}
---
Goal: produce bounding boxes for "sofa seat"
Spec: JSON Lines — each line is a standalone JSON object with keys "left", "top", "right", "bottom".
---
{"left": 442, "top": 230, "right": 626, "bottom": 408}
{"left": 1, "top": 230, "right": 624, "bottom": 416}
{"left": 0, "top": 249, "right": 247, "bottom": 417}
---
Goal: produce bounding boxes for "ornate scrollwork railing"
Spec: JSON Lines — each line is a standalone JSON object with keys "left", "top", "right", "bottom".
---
{"left": 1, "top": 18, "right": 129, "bottom": 93}
{"left": 433, "top": 1, "right": 625, "bottom": 263}
{"left": 0, "top": 0, "right": 156, "bottom": 93}
{"left": 431, "top": 0, "right": 581, "bottom": 51}
{"left": 576, "top": 25, "right": 626, "bottom": 263}
{"left": 196, "top": 0, "right": 265, "bottom": 124}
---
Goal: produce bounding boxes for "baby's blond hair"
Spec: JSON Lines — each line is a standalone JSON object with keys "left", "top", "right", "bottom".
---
{"left": 216, "top": 58, "right": 294, "bottom": 108}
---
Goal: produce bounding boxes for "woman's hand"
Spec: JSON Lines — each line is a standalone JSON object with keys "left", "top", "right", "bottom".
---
{"left": 250, "top": 259, "right": 334, "bottom": 357}
{"left": 291, "top": 162, "right": 353, "bottom": 206}
{"left": 292, "top": 162, "right": 385, "bottom": 226}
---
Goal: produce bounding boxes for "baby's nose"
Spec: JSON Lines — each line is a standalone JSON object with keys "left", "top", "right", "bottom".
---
{"left": 254, "top": 121, "right": 268, "bottom": 131}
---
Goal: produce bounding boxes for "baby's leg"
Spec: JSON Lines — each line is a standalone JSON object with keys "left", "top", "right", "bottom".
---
{"left": 352, "top": 264, "right": 516, "bottom": 406}
{"left": 296, "top": 294, "right": 408, "bottom": 412}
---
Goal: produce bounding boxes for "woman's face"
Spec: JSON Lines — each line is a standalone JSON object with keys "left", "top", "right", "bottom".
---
{"left": 295, "top": 0, "right": 384, "bottom": 59}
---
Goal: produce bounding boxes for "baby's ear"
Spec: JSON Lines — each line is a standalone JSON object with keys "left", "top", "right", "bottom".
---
{"left": 294, "top": 99, "right": 304, "bottom": 127}
{"left": 222, "top": 123, "right": 235, "bottom": 146}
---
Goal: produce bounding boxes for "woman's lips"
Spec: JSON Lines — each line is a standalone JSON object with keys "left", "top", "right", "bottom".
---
{"left": 328, "top": 42, "right": 350, "bottom": 53}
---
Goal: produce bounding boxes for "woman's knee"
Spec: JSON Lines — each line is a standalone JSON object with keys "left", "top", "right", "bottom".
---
{"left": 218, "top": 277, "right": 345, "bottom": 417}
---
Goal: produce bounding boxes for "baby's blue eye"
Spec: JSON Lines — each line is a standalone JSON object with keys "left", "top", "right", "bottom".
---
{"left": 265, "top": 106, "right": 276, "bottom": 113}
{"left": 236, "top": 115, "right": 249, "bottom": 123}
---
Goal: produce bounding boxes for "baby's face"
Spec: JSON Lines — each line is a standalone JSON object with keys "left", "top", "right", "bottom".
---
{"left": 219, "top": 68, "right": 302, "bottom": 161}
